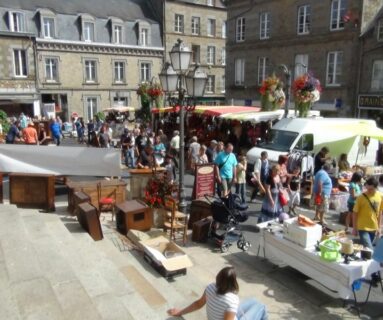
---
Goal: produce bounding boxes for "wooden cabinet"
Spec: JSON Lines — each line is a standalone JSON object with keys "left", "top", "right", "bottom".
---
{"left": 115, "top": 200, "right": 152, "bottom": 234}
{"left": 9, "top": 173, "right": 55, "bottom": 211}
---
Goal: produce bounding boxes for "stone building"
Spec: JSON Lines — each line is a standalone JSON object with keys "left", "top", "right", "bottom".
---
{"left": 0, "top": 0, "right": 163, "bottom": 121}
{"left": 358, "top": 6, "right": 383, "bottom": 119}
{"left": 226, "top": 0, "right": 383, "bottom": 116}
{"left": 149, "top": 0, "right": 227, "bottom": 105}
{"left": 0, "top": 31, "right": 38, "bottom": 116}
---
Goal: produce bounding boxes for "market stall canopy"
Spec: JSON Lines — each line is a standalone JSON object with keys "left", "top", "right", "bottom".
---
{"left": 151, "top": 106, "right": 180, "bottom": 113}
{"left": 103, "top": 106, "right": 135, "bottom": 113}
{"left": 328, "top": 121, "right": 383, "bottom": 141}
{"left": 192, "top": 106, "right": 261, "bottom": 116}
{"left": 219, "top": 109, "right": 320, "bottom": 122}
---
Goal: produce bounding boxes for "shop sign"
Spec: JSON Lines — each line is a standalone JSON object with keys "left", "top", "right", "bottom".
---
{"left": 192, "top": 164, "right": 215, "bottom": 200}
{"left": 358, "top": 94, "right": 383, "bottom": 109}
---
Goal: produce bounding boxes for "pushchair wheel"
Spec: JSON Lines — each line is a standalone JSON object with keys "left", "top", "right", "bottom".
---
{"left": 220, "top": 244, "right": 229, "bottom": 253}
{"left": 237, "top": 240, "right": 251, "bottom": 251}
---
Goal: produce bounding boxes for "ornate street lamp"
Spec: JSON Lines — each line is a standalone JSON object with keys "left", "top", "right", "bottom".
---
{"left": 159, "top": 39, "right": 207, "bottom": 212}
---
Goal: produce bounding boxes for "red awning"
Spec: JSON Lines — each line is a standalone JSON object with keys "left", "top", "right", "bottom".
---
{"left": 151, "top": 106, "right": 180, "bottom": 113}
{"left": 192, "top": 106, "right": 261, "bottom": 116}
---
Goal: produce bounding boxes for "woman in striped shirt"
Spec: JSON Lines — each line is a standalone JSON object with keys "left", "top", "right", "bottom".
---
{"left": 168, "top": 266, "right": 238, "bottom": 319}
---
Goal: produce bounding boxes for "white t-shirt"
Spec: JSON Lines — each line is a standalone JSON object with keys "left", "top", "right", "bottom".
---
{"left": 205, "top": 283, "right": 239, "bottom": 320}
{"left": 253, "top": 158, "right": 262, "bottom": 174}
{"left": 170, "top": 135, "right": 180, "bottom": 149}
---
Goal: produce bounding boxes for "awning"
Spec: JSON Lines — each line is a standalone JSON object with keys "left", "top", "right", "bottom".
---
{"left": 219, "top": 109, "right": 320, "bottom": 122}
{"left": 328, "top": 122, "right": 383, "bottom": 141}
{"left": 151, "top": 106, "right": 180, "bottom": 113}
{"left": 103, "top": 106, "right": 135, "bottom": 113}
{"left": 192, "top": 106, "right": 261, "bottom": 116}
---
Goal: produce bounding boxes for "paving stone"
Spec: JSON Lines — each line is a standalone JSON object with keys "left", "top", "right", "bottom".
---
{"left": 0, "top": 282, "right": 20, "bottom": 320}
{"left": 92, "top": 293, "right": 134, "bottom": 320}
{"left": 12, "top": 277, "right": 64, "bottom": 320}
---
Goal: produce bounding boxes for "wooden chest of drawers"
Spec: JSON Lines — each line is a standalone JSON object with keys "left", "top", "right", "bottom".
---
{"left": 115, "top": 200, "right": 152, "bottom": 234}
{"left": 9, "top": 173, "right": 55, "bottom": 211}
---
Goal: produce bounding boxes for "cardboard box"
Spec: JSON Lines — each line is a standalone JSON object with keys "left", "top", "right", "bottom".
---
{"left": 140, "top": 236, "right": 193, "bottom": 278}
{"left": 283, "top": 217, "right": 322, "bottom": 248}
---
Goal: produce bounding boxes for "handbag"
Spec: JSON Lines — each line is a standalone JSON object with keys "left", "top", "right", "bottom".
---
{"left": 279, "top": 188, "right": 289, "bottom": 206}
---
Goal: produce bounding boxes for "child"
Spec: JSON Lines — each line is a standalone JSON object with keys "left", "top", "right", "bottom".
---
{"left": 165, "top": 156, "right": 176, "bottom": 185}
{"left": 235, "top": 155, "right": 247, "bottom": 204}
{"left": 288, "top": 178, "right": 300, "bottom": 216}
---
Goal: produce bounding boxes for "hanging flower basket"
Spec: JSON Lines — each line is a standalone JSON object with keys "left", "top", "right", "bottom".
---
{"left": 292, "top": 73, "right": 321, "bottom": 118}
{"left": 259, "top": 74, "right": 285, "bottom": 111}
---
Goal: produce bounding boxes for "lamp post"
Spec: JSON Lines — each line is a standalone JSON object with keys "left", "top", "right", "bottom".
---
{"left": 159, "top": 39, "right": 208, "bottom": 212}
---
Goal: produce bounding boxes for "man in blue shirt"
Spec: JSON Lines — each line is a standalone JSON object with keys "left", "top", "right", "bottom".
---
{"left": 313, "top": 163, "right": 333, "bottom": 224}
{"left": 5, "top": 120, "right": 21, "bottom": 144}
{"left": 50, "top": 118, "right": 62, "bottom": 146}
{"left": 214, "top": 143, "right": 237, "bottom": 197}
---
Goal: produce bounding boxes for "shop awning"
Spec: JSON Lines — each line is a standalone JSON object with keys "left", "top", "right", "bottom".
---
{"left": 329, "top": 121, "right": 383, "bottom": 141}
{"left": 192, "top": 106, "right": 261, "bottom": 116}
{"left": 151, "top": 106, "right": 180, "bottom": 113}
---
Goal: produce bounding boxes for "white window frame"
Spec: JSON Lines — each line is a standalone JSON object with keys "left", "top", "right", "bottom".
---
{"left": 235, "top": 58, "right": 245, "bottom": 86}
{"left": 207, "top": 19, "right": 216, "bottom": 37}
{"left": 140, "top": 28, "right": 149, "bottom": 46}
{"left": 330, "top": 0, "right": 346, "bottom": 31}
{"left": 45, "top": 57, "right": 58, "bottom": 82}
{"left": 191, "top": 17, "right": 200, "bottom": 35}
{"left": 236, "top": 17, "right": 245, "bottom": 42}
{"left": 257, "top": 57, "right": 270, "bottom": 85}
{"left": 42, "top": 17, "right": 55, "bottom": 38}
{"left": 191, "top": 45, "right": 200, "bottom": 64}
{"left": 378, "top": 19, "right": 383, "bottom": 42}
{"left": 9, "top": 11, "right": 25, "bottom": 32}
{"left": 85, "top": 97, "right": 98, "bottom": 122}
{"left": 297, "top": 5, "right": 311, "bottom": 35}
{"left": 83, "top": 21, "right": 95, "bottom": 42}
{"left": 114, "top": 61, "right": 125, "bottom": 84}
{"left": 260, "top": 12, "right": 270, "bottom": 40}
{"left": 113, "top": 24, "right": 123, "bottom": 44}
{"left": 13, "top": 49, "right": 27, "bottom": 77}
{"left": 206, "top": 76, "right": 215, "bottom": 93}
{"left": 140, "top": 62, "right": 151, "bottom": 82}
{"left": 222, "top": 21, "right": 227, "bottom": 38}
{"left": 221, "top": 75, "right": 225, "bottom": 93}
{"left": 221, "top": 48, "right": 226, "bottom": 66}
{"left": 84, "top": 60, "right": 97, "bottom": 83}
{"left": 326, "top": 51, "right": 343, "bottom": 86}
{"left": 371, "top": 60, "right": 383, "bottom": 92}
{"left": 207, "top": 46, "right": 215, "bottom": 65}
{"left": 294, "top": 54, "right": 308, "bottom": 79}
{"left": 174, "top": 14, "right": 184, "bottom": 33}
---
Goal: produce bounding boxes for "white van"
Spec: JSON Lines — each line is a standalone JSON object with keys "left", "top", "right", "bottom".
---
{"left": 246, "top": 117, "right": 379, "bottom": 170}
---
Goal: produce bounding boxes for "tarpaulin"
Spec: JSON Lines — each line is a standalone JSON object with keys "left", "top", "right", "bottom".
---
{"left": 0, "top": 145, "right": 122, "bottom": 176}
{"left": 192, "top": 106, "right": 261, "bottom": 116}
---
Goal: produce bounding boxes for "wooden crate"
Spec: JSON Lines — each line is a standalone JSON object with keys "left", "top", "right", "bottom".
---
{"left": 66, "top": 179, "right": 126, "bottom": 212}
{"left": 77, "top": 202, "right": 103, "bottom": 241}
{"left": 9, "top": 173, "right": 55, "bottom": 211}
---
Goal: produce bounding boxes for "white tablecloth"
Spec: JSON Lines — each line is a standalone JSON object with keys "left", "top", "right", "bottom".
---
{"left": 263, "top": 231, "right": 382, "bottom": 299}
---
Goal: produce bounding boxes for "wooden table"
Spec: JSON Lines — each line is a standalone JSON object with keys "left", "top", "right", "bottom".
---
{"left": 115, "top": 200, "right": 152, "bottom": 234}
{"left": 127, "top": 168, "right": 166, "bottom": 200}
{"left": 66, "top": 179, "right": 126, "bottom": 212}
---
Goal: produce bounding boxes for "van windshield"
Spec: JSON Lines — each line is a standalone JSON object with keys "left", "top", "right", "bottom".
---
{"left": 262, "top": 129, "right": 299, "bottom": 152}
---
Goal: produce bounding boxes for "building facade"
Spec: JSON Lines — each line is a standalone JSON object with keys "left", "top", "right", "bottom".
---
{"left": 226, "top": 0, "right": 383, "bottom": 116}
{"left": 0, "top": 0, "right": 163, "bottom": 121}
{"left": 149, "top": 0, "right": 227, "bottom": 105}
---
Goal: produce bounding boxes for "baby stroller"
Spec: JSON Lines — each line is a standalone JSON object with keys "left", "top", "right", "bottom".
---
{"left": 205, "top": 193, "right": 251, "bottom": 253}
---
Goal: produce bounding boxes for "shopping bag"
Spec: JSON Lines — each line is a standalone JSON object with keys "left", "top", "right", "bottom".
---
{"left": 279, "top": 188, "right": 289, "bottom": 206}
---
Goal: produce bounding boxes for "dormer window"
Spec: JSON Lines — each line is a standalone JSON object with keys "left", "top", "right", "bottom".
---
{"left": 9, "top": 11, "right": 25, "bottom": 32}
{"left": 110, "top": 18, "right": 124, "bottom": 44}
{"left": 81, "top": 14, "right": 95, "bottom": 42}
{"left": 137, "top": 20, "right": 151, "bottom": 46}
{"left": 39, "top": 9, "right": 56, "bottom": 39}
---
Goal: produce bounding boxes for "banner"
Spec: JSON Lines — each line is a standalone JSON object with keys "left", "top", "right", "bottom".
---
{"left": 192, "top": 164, "right": 215, "bottom": 200}
{"left": 0, "top": 145, "right": 122, "bottom": 176}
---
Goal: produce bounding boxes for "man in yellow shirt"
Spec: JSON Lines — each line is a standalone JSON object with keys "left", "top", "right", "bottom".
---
{"left": 353, "top": 177, "right": 382, "bottom": 249}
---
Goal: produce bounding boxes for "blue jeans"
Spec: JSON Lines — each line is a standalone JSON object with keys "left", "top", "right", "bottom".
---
{"left": 237, "top": 298, "right": 268, "bottom": 320}
{"left": 235, "top": 183, "right": 246, "bottom": 204}
{"left": 358, "top": 230, "right": 376, "bottom": 250}
{"left": 124, "top": 148, "right": 135, "bottom": 168}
